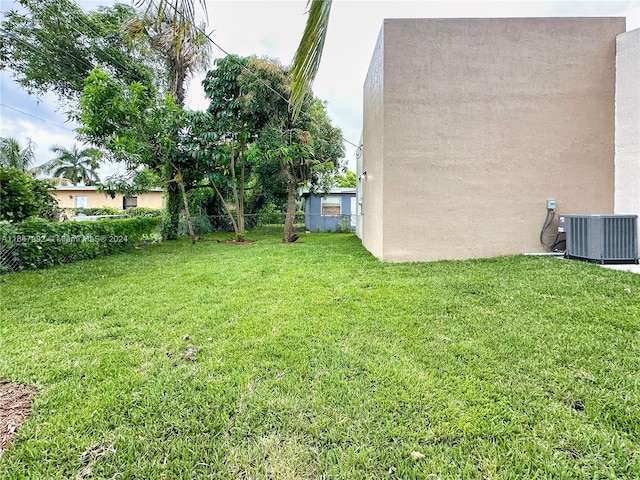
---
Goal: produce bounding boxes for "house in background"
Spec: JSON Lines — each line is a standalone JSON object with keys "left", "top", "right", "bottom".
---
{"left": 302, "top": 188, "right": 356, "bottom": 232}
{"left": 357, "top": 17, "right": 639, "bottom": 262}
{"left": 52, "top": 186, "right": 164, "bottom": 210}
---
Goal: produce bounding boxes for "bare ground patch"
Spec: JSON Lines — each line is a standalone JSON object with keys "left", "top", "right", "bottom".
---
{"left": 0, "top": 381, "right": 37, "bottom": 456}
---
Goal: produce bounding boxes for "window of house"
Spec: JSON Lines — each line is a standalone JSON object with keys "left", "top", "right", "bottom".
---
{"left": 74, "top": 196, "right": 88, "bottom": 208}
{"left": 123, "top": 196, "right": 138, "bottom": 209}
{"left": 321, "top": 195, "right": 341, "bottom": 215}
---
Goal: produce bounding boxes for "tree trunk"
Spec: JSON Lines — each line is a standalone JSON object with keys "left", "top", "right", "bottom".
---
{"left": 168, "top": 161, "right": 196, "bottom": 244}
{"left": 163, "top": 56, "right": 184, "bottom": 243}
{"left": 229, "top": 143, "right": 243, "bottom": 240}
{"left": 212, "top": 183, "right": 242, "bottom": 241}
{"left": 164, "top": 162, "right": 180, "bottom": 240}
{"left": 238, "top": 150, "right": 246, "bottom": 233}
{"left": 177, "top": 173, "right": 196, "bottom": 245}
{"left": 282, "top": 163, "right": 298, "bottom": 243}
{"left": 169, "top": 58, "right": 187, "bottom": 109}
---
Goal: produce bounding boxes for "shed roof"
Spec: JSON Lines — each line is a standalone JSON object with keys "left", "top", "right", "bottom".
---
{"left": 53, "top": 186, "right": 163, "bottom": 192}
{"left": 300, "top": 187, "right": 356, "bottom": 196}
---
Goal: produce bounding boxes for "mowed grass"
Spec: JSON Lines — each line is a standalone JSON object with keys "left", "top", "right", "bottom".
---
{"left": 1, "top": 232, "right": 639, "bottom": 479}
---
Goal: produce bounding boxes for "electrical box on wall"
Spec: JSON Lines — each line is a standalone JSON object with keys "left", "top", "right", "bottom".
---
{"left": 547, "top": 199, "right": 556, "bottom": 210}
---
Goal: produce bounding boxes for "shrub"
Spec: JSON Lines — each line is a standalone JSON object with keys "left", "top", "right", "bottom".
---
{"left": 0, "top": 167, "right": 59, "bottom": 222}
{"left": 79, "top": 206, "right": 124, "bottom": 216}
{"left": 335, "top": 216, "right": 352, "bottom": 234}
{"left": 0, "top": 216, "right": 160, "bottom": 272}
{"left": 125, "top": 207, "right": 163, "bottom": 218}
{"left": 179, "top": 215, "right": 213, "bottom": 235}
{"left": 256, "top": 203, "right": 284, "bottom": 226}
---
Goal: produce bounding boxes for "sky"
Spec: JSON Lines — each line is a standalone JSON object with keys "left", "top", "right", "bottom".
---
{"left": 1, "top": 0, "right": 639, "bottom": 177}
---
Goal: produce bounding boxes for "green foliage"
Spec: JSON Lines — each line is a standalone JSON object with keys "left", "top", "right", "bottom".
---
{"left": 247, "top": 94, "right": 344, "bottom": 241}
{"left": 179, "top": 215, "right": 212, "bottom": 236}
{"left": 125, "top": 207, "right": 163, "bottom": 218}
{"left": 334, "top": 170, "right": 357, "bottom": 188}
{"left": 0, "top": 216, "right": 159, "bottom": 272}
{"left": 335, "top": 215, "right": 352, "bottom": 233}
{"left": 79, "top": 67, "right": 177, "bottom": 168}
{"left": 256, "top": 203, "right": 284, "bottom": 226}
{"left": 0, "top": 0, "right": 158, "bottom": 101}
{"left": 0, "top": 167, "right": 59, "bottom": 222}
{"left": 73, "top": 207, "right": 124, "bottom": 216}
{"left": 160, "top": 210, "right": 177, "bottom": 240}
{"left": 132, "top": 0, "right": 211, "bottom": 107}
{"left": 203, "top": 55, "right": 289, "bottom": 140}
{"left": 199, "top": 55, "right": 293, "bottom": 238}
{"left": 79, "top": 66, "right": 185, "bottom": 240}
{"left": 290, "top": 0, "right": 333, "bottom": 119}
{"left": 0, "top": 137, "right": 36, "bottom": 171}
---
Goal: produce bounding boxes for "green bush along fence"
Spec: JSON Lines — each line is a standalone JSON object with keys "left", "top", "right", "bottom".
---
{"left": 0, "top": 217, "right": 160, "bottom": 273}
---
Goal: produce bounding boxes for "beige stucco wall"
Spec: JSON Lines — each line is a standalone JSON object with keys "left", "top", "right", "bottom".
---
{"left": 355, "top": 133, "right": 364, "bottom": 239}
{"left": 614, "top": 28, "right": 640, "bottom": 243}
{"left": 52, "top": 188, "right": 164, "bottom": 210}
{"left": 362, "top": 17, "right": 625, "bottom": 262}
{"left": 361, "top": 25, "right": 385, "bottom": 259}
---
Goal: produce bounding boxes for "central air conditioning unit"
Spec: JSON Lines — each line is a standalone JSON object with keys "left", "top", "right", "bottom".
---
{"left": 558, "top": 214, "right": 638, "bottom": 264}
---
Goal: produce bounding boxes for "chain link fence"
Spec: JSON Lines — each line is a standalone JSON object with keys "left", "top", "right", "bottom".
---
{"left": 181, "top": 213, "right": 307, "bottom": 235}
{"left": 193, "top": 213, "right": 355, "bottom": 234}
{"left": 0, "top": 241, "right": 22, "bottom": 274}
{"left": 2, "top": 212, "right": 356, "bottom": 274}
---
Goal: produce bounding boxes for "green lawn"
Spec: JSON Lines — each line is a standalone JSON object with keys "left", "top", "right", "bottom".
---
{"left": 1, "top": 233, "right": 639, "bottom": 479}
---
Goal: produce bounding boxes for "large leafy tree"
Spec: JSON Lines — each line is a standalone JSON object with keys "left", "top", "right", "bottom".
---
{"left": 203, "top": 54, "right": 343, "bottom": 242}
{"left": 202, "top": 55, "right": 290, "bottom": 238}
{"left": 0, "top": 137, "right": 36, "bottom": 172}
{"left": 38, "top": 144, "right": 102, "bottom": 186}
{"left": 254, "top": 99, "right": 344, "bottom": 243}
{"left": 1, "top": 0, "right": 158, "bottom": 102}
{"left": 78, "top": 66, "right": 200, "bottom": 242}
{"left": 249, "top": 100, "right": 344, "bottom": 243}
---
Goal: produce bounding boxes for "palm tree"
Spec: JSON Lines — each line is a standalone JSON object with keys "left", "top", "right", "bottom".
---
{"left": 39, "top": 144, "right": 102, "bottom": 186}
{"left": 290, "top": 0, "right": 333, "bottom": 120}
{"left": 130, "top": 0, "right": 210, "bottom": 108}
{"left": 0, "top": 137, "right": 36, "bottom": 171}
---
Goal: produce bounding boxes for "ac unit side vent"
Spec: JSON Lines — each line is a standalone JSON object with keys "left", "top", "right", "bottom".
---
{"left": 560, "top": 215, "right": 638, "bottom": 264}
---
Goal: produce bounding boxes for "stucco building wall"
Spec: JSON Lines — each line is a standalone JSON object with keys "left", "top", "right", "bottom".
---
{"left": 614, "top": 28, "right": 640, "bottom": 242}
{"left": 362, "top": 27, "right": 385, "bottom": 260}
{"left": 52, "top": 187, "right": 164, "bottom": 210}
{"left": 361, "top": 17, "right": 625, "bottom": 262}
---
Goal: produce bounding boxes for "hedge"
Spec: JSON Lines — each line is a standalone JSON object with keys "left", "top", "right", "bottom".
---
{"left": 0, "top": 217, "right": 160, "bottom": 273}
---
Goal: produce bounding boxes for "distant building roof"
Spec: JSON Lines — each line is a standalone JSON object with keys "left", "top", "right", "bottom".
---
{"left": 300, "top": 187, "right": 356, "bottom": 196}
{"left": 53, "top": 186, "right": 163, "bottom": 192}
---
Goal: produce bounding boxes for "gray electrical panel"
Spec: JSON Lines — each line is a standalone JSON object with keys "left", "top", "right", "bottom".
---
{"left": 558, "top": 214, "right": 638, "bottom": 264}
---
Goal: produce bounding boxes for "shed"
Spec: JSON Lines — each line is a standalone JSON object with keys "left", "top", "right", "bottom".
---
{"left": 301, "top": 188, "right": 356, "bottom": 232}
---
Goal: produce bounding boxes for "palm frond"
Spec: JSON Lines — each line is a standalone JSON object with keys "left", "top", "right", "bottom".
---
{"left": 290, "top": 0, "right": 332, "bottom": 120}
{"left": 0, "top": 136, "right": 36, "bottom": 171}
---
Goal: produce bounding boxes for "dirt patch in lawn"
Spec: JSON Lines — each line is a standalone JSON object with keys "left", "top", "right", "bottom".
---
{"left": 0, "top": 381, "right": 37, "bottom": 456}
